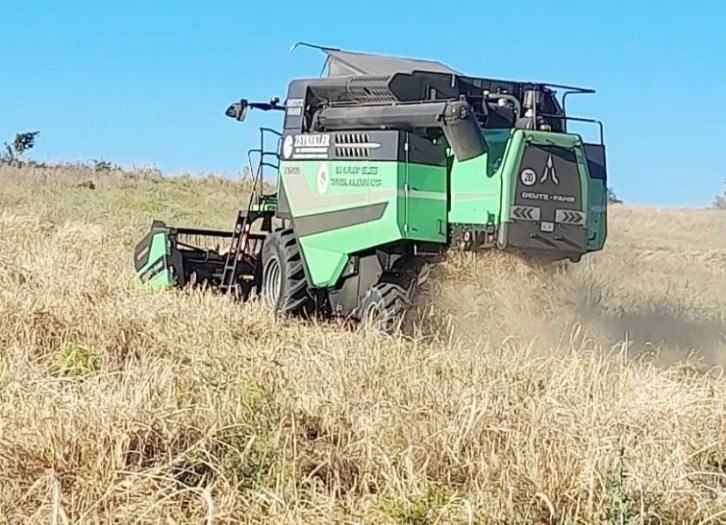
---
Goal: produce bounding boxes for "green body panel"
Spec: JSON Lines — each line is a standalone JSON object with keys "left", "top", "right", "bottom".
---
{"left": 586, "top": 179, "right": 608, "bottom": 251}
{"left": 280, "top": 160, "right": 402, "bottom": 287}
{"left": 137, "top": 232, "right": 175, "bottom": 290}
{"left": 402, "top": 163, "right": 448, "bottom": 242}
{"left": 448, "top": 129, "right": 595, "bottom": 226}
{"left": 147, "top": 269, "right": 175, "bottom": 290}
{"left": 448, "top": 153, "right": 498, "bottom": 225}
{"left": 277, "top": 158, "right": 450, "bottom": 288}
{"left": 448, "top": 128, "right": 518, "bottom": 226}
{"left": 448, "top": 128, "right": 607, "bottom": 255}
{"left": 495, "top": 130, "right": 526, "bottom": 225}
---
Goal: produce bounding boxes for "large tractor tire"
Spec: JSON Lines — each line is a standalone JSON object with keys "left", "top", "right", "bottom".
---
{"left": 358, "top": 282, "right": 410, "bottom": 334}
{"left": 260, "top": 229, "right": 314, "bottom": 316}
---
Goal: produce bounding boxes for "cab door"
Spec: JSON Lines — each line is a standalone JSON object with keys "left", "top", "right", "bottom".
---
{"left": 404, "top": 133, "right": 448, "bottom": 242}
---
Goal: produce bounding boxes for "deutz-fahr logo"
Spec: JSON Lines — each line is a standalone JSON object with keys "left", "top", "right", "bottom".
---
{"left": 520, "top": 154, "right": 559, "bottom": 187}
{"left": 521, "top": 191, "right": 575, "bottom": 204}
{"left": 540, "top": 154, "right": 559, "bottom": 185}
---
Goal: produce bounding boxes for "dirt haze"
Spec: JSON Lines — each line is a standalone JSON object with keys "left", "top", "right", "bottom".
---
{"left": 411, "top": 245, "right": 726, "bottom": 370}
{"left": 2, "top": 164, "right": 726, "bottom": 523}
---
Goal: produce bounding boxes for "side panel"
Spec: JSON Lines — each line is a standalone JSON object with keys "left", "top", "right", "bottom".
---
{"left": 448, "top": 153, "right": 497, "bottom": 226}
{"left": 447, "top": 128, "right": 513, "bottom": 227}
{"left": 583, "top": 143, "right": 608, "bottom": 252}
{"left": 134, "top": 229, "right": 175, "bottom": 290}
{"left": 276, "top": 129, "right": 401, "bottom": 220}
{"left": 402, "top": 133, "right": 449, "bottom": 242}
{"left": 483, "top": 128, "right": 513, "bottom": 176}
{"left": 495, "top": 130, "right": 527, "bottom": 226}
{"left": 404, "top": 163, "right": 448, "bottom": 242}
{"left": 283, "top": 159, "right": 402, "bottom": 288}
{"left": 278, "top": 129, "right": 450, "bottom": 288}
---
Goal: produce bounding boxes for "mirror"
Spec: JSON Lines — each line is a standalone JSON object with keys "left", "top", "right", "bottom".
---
{"left": 225, "top": 99, "right": 249, "bottom": 122}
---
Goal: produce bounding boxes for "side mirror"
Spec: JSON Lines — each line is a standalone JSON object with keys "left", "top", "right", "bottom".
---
{"left": 225, "top": 99, "right": 249, "bottom": 122}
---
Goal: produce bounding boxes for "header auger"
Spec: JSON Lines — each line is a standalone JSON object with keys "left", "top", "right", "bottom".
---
{"left": 133, "top": 45, "right": 609, "bottom": 333}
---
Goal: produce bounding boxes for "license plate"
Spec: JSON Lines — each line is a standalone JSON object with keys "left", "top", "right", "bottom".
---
{"left": 540, "top": 221, "right": 554, "bottom": 232}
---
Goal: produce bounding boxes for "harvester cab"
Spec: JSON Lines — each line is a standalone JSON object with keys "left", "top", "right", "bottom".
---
{"left": 133, "top": 45, "right": 609, "bottom": 333}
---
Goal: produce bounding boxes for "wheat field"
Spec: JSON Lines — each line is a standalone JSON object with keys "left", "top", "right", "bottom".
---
{"left": 1, "top": 164, "right": 726, "bottom": 524}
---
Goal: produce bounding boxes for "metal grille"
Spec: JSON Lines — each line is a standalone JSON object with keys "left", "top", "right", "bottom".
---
{"left": 334, "top": 133, "right": 373, "bottom": 158}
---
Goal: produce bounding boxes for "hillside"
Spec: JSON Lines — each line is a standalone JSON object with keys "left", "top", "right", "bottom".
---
{"left": 2, "top": 163, "right": 726, "bottom": 524}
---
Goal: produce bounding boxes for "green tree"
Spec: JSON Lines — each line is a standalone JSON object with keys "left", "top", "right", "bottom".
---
{"left": 2, "top": 131, "right": 40, "bottom": 164}
{"left": 607, "top": 186, "right": 622, "bottom": 204}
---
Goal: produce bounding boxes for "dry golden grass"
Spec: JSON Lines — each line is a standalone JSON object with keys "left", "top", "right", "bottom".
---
{"left": 2, "top": 163, "right": 726, "bottom": 524}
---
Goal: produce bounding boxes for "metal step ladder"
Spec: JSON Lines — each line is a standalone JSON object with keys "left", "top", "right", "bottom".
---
{"left": 219, "top": 210, "right": 252, "bottom": 295}
{"left": 220, "top": 126, "right": 283, "bottom": 296}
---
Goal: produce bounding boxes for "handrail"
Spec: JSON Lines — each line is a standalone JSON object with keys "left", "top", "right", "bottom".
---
{"left": 537, "top": 113, "right": 604, "bottom": 145}
{"left": 245, "top": 127, "right": 283, "bottom": 203}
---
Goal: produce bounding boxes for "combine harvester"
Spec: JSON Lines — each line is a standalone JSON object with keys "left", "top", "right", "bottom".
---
{"left": 133, "top": 44, "right": 609, "bottom": 332}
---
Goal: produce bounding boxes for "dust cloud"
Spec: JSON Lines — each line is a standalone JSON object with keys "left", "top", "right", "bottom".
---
{"left": 408, "top": 250, "right": 726, "bottom": 368}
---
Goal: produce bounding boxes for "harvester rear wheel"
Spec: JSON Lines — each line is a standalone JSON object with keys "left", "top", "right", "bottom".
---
{"left": 358, "top": 282, "right": 409, "bottom": 335}
{"left": 260, "top": 229, "right": 314, "bottom": 316}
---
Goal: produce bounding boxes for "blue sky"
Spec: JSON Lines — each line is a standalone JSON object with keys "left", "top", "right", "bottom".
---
{"left": 2, "top": 0, "right": 724, "bottom": 207}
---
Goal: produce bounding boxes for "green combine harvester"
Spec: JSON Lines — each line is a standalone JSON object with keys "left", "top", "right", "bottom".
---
{"left": 133, "top": 45, "right": 608, "bottom": 332}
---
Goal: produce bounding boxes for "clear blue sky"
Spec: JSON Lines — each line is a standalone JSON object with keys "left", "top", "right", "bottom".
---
{"left": 2, "top": 0, "right": 725, "bottom": 207}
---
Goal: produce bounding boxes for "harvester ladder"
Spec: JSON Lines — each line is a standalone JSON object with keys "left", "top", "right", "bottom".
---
{"left": 219, "top": 210, "right": 252, "bottom": 296}
{"left": 219, "top": 127, "right": 281, "bottom": 296}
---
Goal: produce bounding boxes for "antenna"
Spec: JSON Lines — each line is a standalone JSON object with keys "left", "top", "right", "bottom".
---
{"left": 288, "top": 42, "right": 341, "bottom": 77}
{"left": 288, "top": 41, "right": 341, "bottom": 53}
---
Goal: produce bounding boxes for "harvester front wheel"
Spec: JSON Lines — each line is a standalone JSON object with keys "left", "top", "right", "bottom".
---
{"left": 358, "top": 282, "right": 409, "bottom": 335}
{"left": 260, "top": 229, "right": 314, "bottom": 316}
